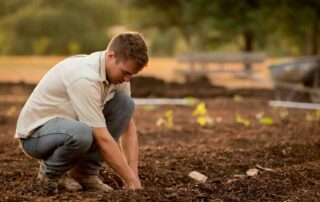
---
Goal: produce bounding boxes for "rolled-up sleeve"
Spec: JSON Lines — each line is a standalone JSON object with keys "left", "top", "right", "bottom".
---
{"left": 67, "top": 78, "right": 106, "bottom": 128}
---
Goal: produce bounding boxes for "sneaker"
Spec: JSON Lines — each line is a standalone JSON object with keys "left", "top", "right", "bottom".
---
{"left": 70, "top": 171, "right": 113, "bottom": 192}
{"left": 37, "top": 172, "right": 83, "bottom": 192}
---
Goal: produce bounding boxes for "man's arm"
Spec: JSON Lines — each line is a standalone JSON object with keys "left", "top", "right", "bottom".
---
{"left": 120, "top": 118, "right": 139, "bottom": 176}
{"left": 92, "top": 127, "right": 141, "bottom": 190}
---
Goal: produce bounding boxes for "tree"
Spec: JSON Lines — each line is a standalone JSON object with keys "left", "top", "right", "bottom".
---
{"left": 270, "top": 0, "right": 320, "bottom": 55}
{"left": 126, "top": 0, "right": 213, "bottom": 51}
{"left": 0, "top": 0, "right": 120, "bottom": 55}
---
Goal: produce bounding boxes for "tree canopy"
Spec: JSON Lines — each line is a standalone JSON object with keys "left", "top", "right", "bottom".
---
{"left": 0, "top": 0, "right": 319, "bottom": 56}
{"left": 0, "top": 0, "right": 120, "bottom": 55}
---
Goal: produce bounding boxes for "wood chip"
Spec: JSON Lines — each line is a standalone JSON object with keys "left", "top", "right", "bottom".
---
{"left": 234, "top": 174, "right": 247, "bottom": 179}
{"left": 256, "top": 164, "right": 274, "bottom": 172}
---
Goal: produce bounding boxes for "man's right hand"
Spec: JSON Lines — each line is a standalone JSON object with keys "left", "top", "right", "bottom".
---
{"left": 92, "top": 127, "right": 141, "bottom": 190}
{"left": 125, "top": 177, "right": 142, "bottom": 190}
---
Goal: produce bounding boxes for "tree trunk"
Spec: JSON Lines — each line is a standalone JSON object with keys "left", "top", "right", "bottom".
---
{"left": 243, "top": 30, "right": 254, "bottom": 74}
{"left": 243, "top": 30, "right": 254, "bottom": 52}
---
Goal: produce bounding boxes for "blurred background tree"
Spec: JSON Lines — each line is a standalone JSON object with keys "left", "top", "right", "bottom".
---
{"left": 0, "top": 0, "right": 120, "bottom": 55}
{"left": 0, "top": 0, "right": 319, "bottom": 56}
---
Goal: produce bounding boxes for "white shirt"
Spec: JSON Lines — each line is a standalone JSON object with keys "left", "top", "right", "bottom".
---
{"left": 15, "top": 51, "right": 130, "bottom": 138}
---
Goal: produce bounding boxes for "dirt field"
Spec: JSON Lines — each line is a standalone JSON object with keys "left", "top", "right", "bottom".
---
{"left": 0, "top": 77, "right": 319, "bottom": 201}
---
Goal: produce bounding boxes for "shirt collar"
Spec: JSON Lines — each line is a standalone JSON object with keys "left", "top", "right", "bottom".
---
{"left": 99, "top": 50, "right": 109, "bottom": 85}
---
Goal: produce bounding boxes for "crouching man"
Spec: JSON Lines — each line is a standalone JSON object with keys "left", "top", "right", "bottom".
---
{"left": 15, "top": 32, "right": 149, "bottom": 192}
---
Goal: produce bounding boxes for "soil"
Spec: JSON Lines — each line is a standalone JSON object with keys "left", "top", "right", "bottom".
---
{"left": 0, "top": 77, "right": 319, "bottom": 201}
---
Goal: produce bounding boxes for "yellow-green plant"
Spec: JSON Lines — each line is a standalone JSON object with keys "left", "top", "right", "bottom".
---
{"left": 192, "top": 102, "right": 213, "bottom": 126}
{"left": 236, "top": 113, "right": 250, "bottom": 127}
{"left": 156, "top": 110, "right": 174, "bottom": 128}
{"left": 255, "top": 112, "right": 273, "bottom": 126}
{"left": 196, "top": 116, "right": 214, "bottom": 126}
{"left": 193, "top": 102, "right": 207, "bottom": 116}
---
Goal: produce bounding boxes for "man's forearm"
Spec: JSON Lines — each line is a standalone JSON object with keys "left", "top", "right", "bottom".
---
{"left": 120, "top": 119, "right": 139, "bottom": 176}
{"left": 92, "top": 127, "right": 140, "bottom": 188}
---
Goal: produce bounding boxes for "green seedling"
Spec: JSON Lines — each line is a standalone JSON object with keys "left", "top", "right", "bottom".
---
{"left": 255, "top": 112, "right": 273, "bottom": 126}
{"left": 259, "top": 117, "right": 274, "bottom": 125}
{"left": 233, "top": 95, "right": 244, "bottom": 102}
{"left": 236, "top": 113, "right": 250, "bottom": 127}
{"left": 197, "top": 115, "right": 214, "bottom": 127}
{"left": 192, "top": 102, "right": 207, "bottom": 116}
{"left": 192, "top": 102, "right": 214, "bottom": 127}
{"left": 156, "top": 110, "right": 174, "bottom": 128}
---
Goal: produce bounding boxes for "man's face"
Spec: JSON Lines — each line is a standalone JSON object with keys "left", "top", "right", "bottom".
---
{"left": 105, "top": 51, "right": 139, "bottom": 84}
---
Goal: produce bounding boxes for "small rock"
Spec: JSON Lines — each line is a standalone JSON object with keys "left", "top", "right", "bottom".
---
{"left": 188, "top": 171, "right": 208, "bottom": 183}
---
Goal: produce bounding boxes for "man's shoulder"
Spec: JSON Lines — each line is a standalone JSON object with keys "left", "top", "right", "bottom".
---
{"left": 58, "top": 52, "right": 102, "bottom": 84}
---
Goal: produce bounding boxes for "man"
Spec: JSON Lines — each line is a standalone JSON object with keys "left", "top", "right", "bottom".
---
{"left": 15, "top": 32, "right": 149, "bottom": 192}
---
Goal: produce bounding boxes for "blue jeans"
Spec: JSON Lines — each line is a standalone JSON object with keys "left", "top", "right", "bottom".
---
{"left": 20, "top": 92, "right": 135, "bottom": 179}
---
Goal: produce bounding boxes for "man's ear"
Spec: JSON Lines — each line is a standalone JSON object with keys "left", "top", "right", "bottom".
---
{"left": 106, "top": 51, "right": 115, "bottom": 59}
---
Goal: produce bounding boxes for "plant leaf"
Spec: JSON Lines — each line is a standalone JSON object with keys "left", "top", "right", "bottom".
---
{"left": 192, "top": 102, "right": 207, "bottom": 116}
{"left": 259, "top": 117, "right": 273, "bottom": 125}
{"left": 197, "top": 116, "right": 207, "bottom": 126}
{"left": 236, "top": 114, "right": 250, "bottom": 127}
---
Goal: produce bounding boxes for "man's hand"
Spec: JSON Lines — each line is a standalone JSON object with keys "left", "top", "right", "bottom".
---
{"left": 123, "top": 177, "right": 142, "bottom": 190}
{"left": 92, "top": 127, "right": 141, "bottom": 190}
